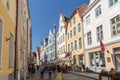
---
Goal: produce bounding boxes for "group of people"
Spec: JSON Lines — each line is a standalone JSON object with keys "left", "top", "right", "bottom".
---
{"left": 38, "top": 64, "right": 66, "bottom": 80}
{"left": 28, "top": 63, "right": 71, "bottom": 80}
{"left": 28, "top": 63, "right": 36, "bottom": 75}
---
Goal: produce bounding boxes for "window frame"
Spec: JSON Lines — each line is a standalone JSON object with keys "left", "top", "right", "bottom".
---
{"left": 109, "top": 0, "right": 118, "bottom": 7}
{"left": 70, "top": 30, "right": 72, "bottom": 38}
{"left": 74, "top": 27, "right": 76, "bottom": 36}
{"left": 73, "top": 16, "right": 76, "bottom": 24}
{"left": 95, "top": 5, "right": 102, "bottom": 17}
{"left": 8, "top": 32, "right": 14, "bottom": 68}
{"left": 78, "top": 38, "right": 82, "bottom": 49}
{"left": 110, "top": 15, "right": 120, "bottom": 37}
{"left": 78, "top": 23, "right": 81, "bottom": 32}
{"left": 87, "top": 31, "right": 92, "bottom": 45}
{"left": 86, "top": 15, "right": 90, "bottom": 25}
{"left": 96, "top": 25, "right": 103, "bottom": 41}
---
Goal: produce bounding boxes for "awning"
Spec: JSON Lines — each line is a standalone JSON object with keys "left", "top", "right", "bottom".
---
{"left": 58, "top": 57, "right": 69, "bottom": 62}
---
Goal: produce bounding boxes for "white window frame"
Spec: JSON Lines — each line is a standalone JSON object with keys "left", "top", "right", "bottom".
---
{"left": 78, "top": 38, "right": 82, "bottom": 49}
{"left": 74, "top": 27, "right": 76, "bottom": 36}
{"left": 95, "top": 5, "right": 102, "bottom": 17}
{"left": 78, "top": 23, "right": 81, "bottom": 32}
{"left": 111, "top": 15, "right": 120, "bottom": 37}
{"left": 109, "top": 0, "right": 118, "bottom": 7}
{"left": 70, "top": 30, "right": 72, "bottom": 38}
{"left": 9, "top": 32, "right": 14, "bottom": 68}
{"left": 87, "top": 31, "right": 92, "bottom": 45}
{"left": 74, "top": 40, "right": 77, "bottom": 50}
{"left": 86, "top": 15, "right": 90, "bottom": 25}
{"left": 96, "top": 25, "right": 103, "bottom": 41}
{"left": 73, "top": 16, "right": 76, "bottom": 24}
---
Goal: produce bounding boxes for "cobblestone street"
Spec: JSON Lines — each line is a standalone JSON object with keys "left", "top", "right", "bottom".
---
{"left": 27, "top": 72, "right": 96, "bottom": 80}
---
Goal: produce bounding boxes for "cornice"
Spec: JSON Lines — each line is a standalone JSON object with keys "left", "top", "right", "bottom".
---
{"left": 83, "top": 0, "right": 100, "bottom": 16}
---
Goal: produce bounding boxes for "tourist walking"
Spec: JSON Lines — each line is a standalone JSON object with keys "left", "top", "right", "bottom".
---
{"left": 39, "top": 65, "right": 45, "bottom": 79}
{"left": 28, "top": 63, "right": 32, "bottom": 75}
{"left": 55, "top": 65, "right": 63, "bottom": 80}
{"left": 48, "top": 66, "right": 52, "bottom": 79}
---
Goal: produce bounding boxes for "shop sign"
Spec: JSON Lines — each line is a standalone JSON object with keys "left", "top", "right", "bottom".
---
{"left": 107, "top": 57, "right": 111, "bottom": 62}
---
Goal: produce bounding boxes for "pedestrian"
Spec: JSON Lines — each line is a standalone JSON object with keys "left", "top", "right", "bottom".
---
{"left": 28, "top": 63, "right": 31, "bottom": 75}
{"left": 82, "top": 64, "right": 85, "bottom": 71}
{"left": 37, "top": 65, "right": 39, "bottom": 72}
{"left": 48, "top": 66, "right": 52, "bottom": 79}
{"left": 55, "top": 65, "right": 63, "bottom": 80}
{"left": 39, "top": 65, "right": 44, "bottom": 79}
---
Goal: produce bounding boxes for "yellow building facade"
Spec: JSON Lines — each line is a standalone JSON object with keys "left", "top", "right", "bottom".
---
{"left": 66, "top": 4, "right": 87, "bottom": 66}
{"left": 0, "top": 0, "right": 16, "bottom": 80}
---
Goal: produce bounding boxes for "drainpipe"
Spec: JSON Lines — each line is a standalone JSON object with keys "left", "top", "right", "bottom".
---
{"left": 14, "top": 0, "right": 18, "bottom": 80}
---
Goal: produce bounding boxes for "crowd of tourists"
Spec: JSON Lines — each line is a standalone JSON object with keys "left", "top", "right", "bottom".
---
{"left": 28, "top": 63, "right": 70, "bottom": 80}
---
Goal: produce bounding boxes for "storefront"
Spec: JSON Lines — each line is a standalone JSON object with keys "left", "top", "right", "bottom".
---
{"left": 89, "top": 51, "right": 106, "bottom": 72}
{"left": 113, "top": 47, "right": 120, "bottom": 71}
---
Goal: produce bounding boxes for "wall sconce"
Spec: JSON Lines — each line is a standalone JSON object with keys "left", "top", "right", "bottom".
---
{"left": 6, "top": 37, "right": 10, "bottom": 41}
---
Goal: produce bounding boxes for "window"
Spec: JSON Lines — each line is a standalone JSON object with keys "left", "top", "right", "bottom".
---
{"left": 0, "top": 19, "right": 3, "bottom": 69}
{"left": 68, "top": 33, "right": 69, "bottom": 40}
{"left": 74, "top": 27, "right": 76, "bottom": 36}
{"left": 109, "top": 0, "right": 118, "bottom": 7}
{"left": 9, "top": 33, "right": 14, "bottom": 68}
{"left": 73, "top": 55, "right": 76, "bottom": 64}
{"left": 87, "top": 31, "right": 92, "bottom": 45}
{"left": 63, "top": 34, "right": 64, "bottom": 41}
{"left": 73, "top": 16, "right": 76, "bottom": 24}
{"left": 96, "top": 25, "right": 103, "bottom": 41}
{"left": 111, "top": 15, "right": 120, "bottom": 36}
{"left": 70, "top": 21, "right": 72, "bottom": 27}
{"left": 71, "top": 42, "right": 73, "bottom": 51}
{"left": 61, "top": 36, "right": 62, "bottom": 43}
{"left": 79, "top": 38, "right": 82, "bottom": 49}
{"left": 86, "top": 15, "right": 90, "bottom": 25}
{"left": 95, "top": 5, "right": 102, "bottom": 17}
{"left": 7, "top": 0, "right": 9, "bottom": 10}
{"left": 70, "top": 30, "right": 72, "bottom": 38}
{"left": 68, "top": 44, "right": 70, "bottom": 52}
{"left": 78, "top": 23, "right": 81, "bottom": 32}
{"left": 89, "top": 52, "right": 105, "bottom": 67}
{"left": 74, "top": 40, "right": 77, "bottom": 50}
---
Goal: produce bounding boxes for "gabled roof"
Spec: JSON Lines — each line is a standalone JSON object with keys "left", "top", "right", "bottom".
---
{"left": 68, "top": 4, "right": 88, "bottom": 23}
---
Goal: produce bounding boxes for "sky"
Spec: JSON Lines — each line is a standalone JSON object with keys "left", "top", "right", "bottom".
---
{"left": 29, "top": 0, "right": 90, "bottom": 52}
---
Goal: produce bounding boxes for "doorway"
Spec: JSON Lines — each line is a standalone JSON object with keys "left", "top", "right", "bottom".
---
{"left": 115, "top": 54, "right": 120, "bottom": 71}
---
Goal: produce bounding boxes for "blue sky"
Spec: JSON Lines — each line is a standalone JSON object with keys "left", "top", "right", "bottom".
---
{"left": 29, "top": 0, "right": 89, "bottom": 52}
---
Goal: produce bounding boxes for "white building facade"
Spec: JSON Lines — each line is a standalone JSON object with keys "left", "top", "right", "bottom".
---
{"left": 44, "top": 28, "right": 56, "bottom": 63}
{"left": 83, "top": 0, "right": 120, "bottom": 72}
{"left": 57, "top": 13, "right": 67, "bottom": 62}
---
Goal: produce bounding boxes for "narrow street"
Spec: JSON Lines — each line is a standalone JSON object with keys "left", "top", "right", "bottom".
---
{"left": 27, "top": 72, "right": 95, "bottom": 80}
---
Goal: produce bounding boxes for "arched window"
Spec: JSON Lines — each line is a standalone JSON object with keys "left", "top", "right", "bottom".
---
{"left": 0, "top": 19, "right": 3, "bottom": 69}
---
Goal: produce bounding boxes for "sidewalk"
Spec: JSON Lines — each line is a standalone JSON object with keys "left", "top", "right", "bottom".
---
{"left": 70, "top": 71, "right": 108, "bottom": 80}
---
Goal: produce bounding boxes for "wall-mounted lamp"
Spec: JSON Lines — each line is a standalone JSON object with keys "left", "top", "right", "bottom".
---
{"left": 6, "top": 37, "right": 10, "bottom": 41}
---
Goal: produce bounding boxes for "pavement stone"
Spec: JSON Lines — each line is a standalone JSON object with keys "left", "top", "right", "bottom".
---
{"left": 27, "top": 72, "right": 99, "bottom": 80}
{"left": 70, "top": 71, "right": 108, "bottom": 80}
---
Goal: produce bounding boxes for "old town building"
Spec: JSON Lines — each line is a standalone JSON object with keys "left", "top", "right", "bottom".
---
{"left": 83, "top": 0, "right": 120, "bottom": 72}
{"left": 66, "top": 4, "right": 88, "bottom": 66}
{"left": 0, "top": 0, "right": 16, "bottom": 80}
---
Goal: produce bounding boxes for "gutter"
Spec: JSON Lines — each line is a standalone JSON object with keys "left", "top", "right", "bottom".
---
{"left": 14, "top": 0, "right": 18, "bottom": 80}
